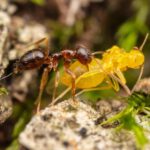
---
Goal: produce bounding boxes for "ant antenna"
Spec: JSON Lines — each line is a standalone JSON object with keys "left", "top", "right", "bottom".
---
{"left": 0, "top": 72, "right": 13, "bottom": 81}
{"left": 131, "top": 33, "right": 149, "bottom": 94}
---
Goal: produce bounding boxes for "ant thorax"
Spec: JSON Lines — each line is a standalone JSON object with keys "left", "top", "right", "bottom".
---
{"left": 61, "top": 50, "right": 76, "bottom": 60}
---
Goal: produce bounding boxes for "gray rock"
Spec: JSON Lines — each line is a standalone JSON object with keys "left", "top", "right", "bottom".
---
{"left": 19, "top": 100, "right": 137, "bottom": 150}
{"left": 0, "top": 94, "right": 12, "bottom": 123}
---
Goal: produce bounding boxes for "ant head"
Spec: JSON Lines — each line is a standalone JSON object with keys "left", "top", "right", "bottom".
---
{"left": 75, "top": 45, "right": 92, "bottom": 65}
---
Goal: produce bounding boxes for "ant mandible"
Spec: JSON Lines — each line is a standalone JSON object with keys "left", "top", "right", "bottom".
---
{"left": 7, "top": 38, "right": 92, "bottom": 112}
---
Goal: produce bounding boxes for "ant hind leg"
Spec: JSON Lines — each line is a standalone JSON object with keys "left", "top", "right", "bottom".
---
{"left": 64, "top": 66, "right": 77, "bottom": 104}
{"left": 25, "top": 37, "right": 49, "bottom": 56}
{"left": 35, "top": 67, "right": 51, "bottom": 113}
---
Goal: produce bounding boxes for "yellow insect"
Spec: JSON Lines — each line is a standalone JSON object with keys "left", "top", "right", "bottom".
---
{"left": 61, "top": 46, "right": 144, "bottom": 93}
{"left": 51, "top": 34, "right": 148, "bottom": 105}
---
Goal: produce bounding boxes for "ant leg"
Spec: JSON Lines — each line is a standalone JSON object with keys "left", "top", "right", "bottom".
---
{"left": 36, "top": 37, "right": 48, "bottom": 46}
{"left": 85, "top": 64, "right": 89, "bottom": 71}
{"left": 35, "top": 67, "right": 51, "bottom": 113}
{"left": 25, "top": 37, "right": 49, "bottom": 55}
{"left": 64, "top": 64, "right": 76, "bottom": 102}
{"left": 52, "top": 70, "right": 60, "bottom": 102}
{"left": 115, "top": 70, "right": 126, "bottom": 84}
{"left": 28, "top": 37, "right": 48, "bottom": 48}
{"left": 66, "top": 69, "right": 76, "bottom": 102}
{"left": 50, "top": 87, "right": 71, "bottom": 106}
{"left": 33, "top": 37, "right": 49, "bottom": 56}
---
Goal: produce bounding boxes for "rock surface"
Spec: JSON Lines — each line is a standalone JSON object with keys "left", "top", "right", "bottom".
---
{"left": 19, "top": 99, "right": 138, "bottom": 150}
{"left": 0, "top": 94, "right": 12, "bottom": 124}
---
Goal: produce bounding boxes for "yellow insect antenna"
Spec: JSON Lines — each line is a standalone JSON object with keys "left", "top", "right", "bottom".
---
{"left": 139, "top": 33, "right": 149, "bottom": 51}
{"left": 131, "top": 33, "right": 149, "bottom": 94}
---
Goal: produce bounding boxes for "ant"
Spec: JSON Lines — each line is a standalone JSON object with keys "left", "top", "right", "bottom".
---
{"left": 0, "top": 37, "right": 93, "bottom": 112}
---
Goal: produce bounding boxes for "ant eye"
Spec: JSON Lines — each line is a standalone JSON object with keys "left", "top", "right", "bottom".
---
{"left": 76, "top": 46, "right": 92, "bottom": 64}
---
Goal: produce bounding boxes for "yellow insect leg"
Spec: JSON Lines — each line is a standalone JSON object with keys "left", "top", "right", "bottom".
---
{"left": 52, "top": 70, "right": 60, "bottom": 102}
{"left": 75, "top": 85, "right": 112, "bottom": 97}
{"left": 106, "top": 76, "right": 120, "bottom": 91}
{"left": 109, "top": 74, "right": 131, "bottom": 95}
{"left": 115, "top": 69, "right": 126, "bottom": 84}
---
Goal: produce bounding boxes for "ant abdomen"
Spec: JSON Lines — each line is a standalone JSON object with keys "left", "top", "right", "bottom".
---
{"left": 14, "top": 49, "right": 46, "bottom": 73}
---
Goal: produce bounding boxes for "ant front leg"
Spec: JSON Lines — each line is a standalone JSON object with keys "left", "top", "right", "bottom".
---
{"left": 35, "top": 66, "right": 52, "bottom": 113}
{"left": 64, "top": 61, "right": 77, "bottom": 103}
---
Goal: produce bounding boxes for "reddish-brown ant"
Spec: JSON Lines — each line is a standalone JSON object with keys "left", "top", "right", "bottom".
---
{"left": 1, "top": 37, "right": 93, "bottom": 112}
